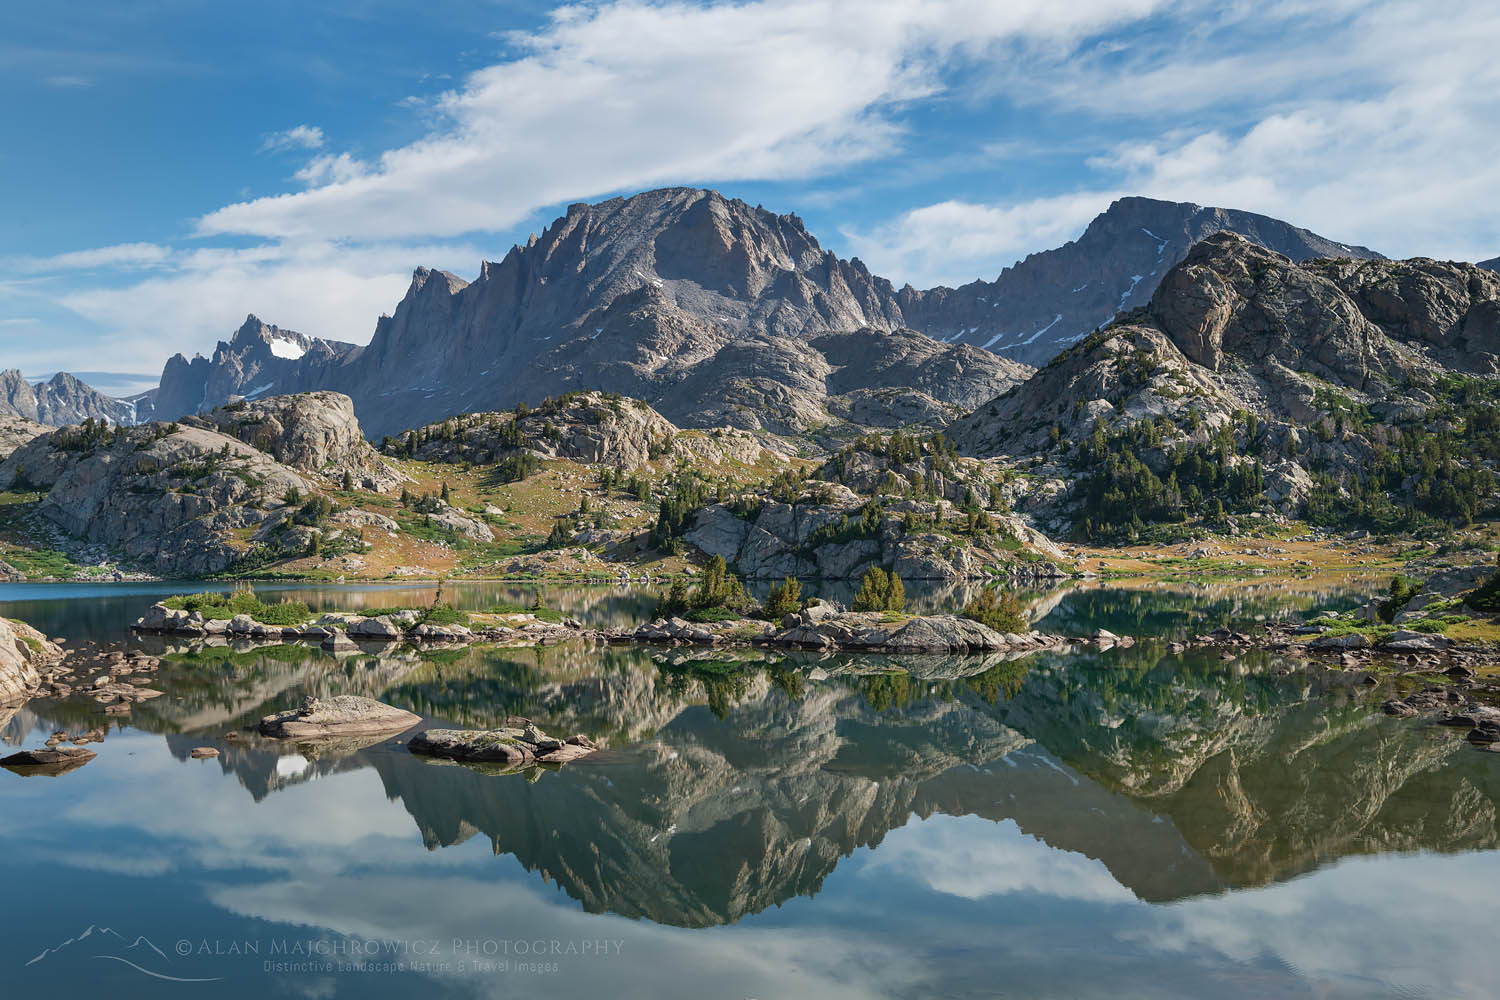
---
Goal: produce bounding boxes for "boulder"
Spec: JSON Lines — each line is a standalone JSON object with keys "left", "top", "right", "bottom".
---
{"left": 409, "top": 722, "right": 599, "bottom": 766}
{"left": 1, "top": 745, "right": 95, "bottom": 775}
{"left": 407, "top": 728, "right": 536, "bottom": 765}
{"left": 1380, "top": 630, "right": 1452, "bottom": 652}
{"left": 1310, "top": 632, "right": 1370, "bottom": 650}
{"left": 1467, "top": 721, "right": 1500, "bottom": 745}
{"left": 409, "top": 623, "right": 472, "bottom": 642}
{"left": 320, "top": 632, "right": 359, "bottom": 652}
{"left": 0, "top": 617, "right": 60, "bottom": 703}
{"left": 884, "top": 615, "right": 1006, "bottom": 652}
{"left": 349, "top": 615, "right": 404, "bottom": 640}
{"left": 259, "top": 695, "right": 420, "bottom": 739}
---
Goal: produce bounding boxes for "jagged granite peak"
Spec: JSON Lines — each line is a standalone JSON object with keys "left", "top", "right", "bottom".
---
{"left": 900, "top": 195, "right": 1384, "bottom": 367}
{"left": 0, "top": 369, "right": 136, "bottom": 427}
{"left": 949, "top": 232, "right": 1500, "bottom": 467}
{"left": 149, "top": 187, "right": 1027, "bottom": 438}
{"left": 129, "top": 188, "right": 1378, "bottom": 435}
{"left": 139, "top": 314, "right": 359, "bottom": 423}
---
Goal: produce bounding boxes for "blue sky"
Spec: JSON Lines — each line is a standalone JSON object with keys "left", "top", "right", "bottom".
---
{"left": 2, "top": 0, "right": 1498, "bottom": 388}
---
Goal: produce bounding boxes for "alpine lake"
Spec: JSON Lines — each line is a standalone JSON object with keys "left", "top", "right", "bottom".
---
{"left": 3, "top": 575, "right": 1498, "bottom": 999}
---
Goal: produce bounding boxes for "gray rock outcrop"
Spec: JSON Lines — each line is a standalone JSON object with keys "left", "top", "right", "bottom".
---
{"left": 0, "top": 616, "right": 61, "bottom": 703}
{"left": 259, "top": 695, "right": 421, "bottom": 739}
{"left": 0, "top": 417, "right": 312, "bottom": 577}
{"left": 0, "top": 414, "right": 49, "bottom": 458}
{"left": 684, "top": 495, "right": 1066, "bottom": 581}
{"left": 191, "top": 391, "right": 404, "bottom": 491}
{"left": 947, "top": 234, "right": 1500, "bottom": 528}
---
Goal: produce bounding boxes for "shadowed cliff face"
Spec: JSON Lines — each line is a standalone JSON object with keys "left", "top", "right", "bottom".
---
{"left": 143, "top": 188, "right": 1031, "bottom": 437}
{"left": 34, "top": 628, "right": 1495, "bottom": 930}
{"left": 133, "top": 191, "right": 1384, "bottom": 437}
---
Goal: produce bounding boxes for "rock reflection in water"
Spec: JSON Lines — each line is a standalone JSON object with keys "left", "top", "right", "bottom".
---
{"left": 16, "top": 631, "right": 1492, "bottom": 932}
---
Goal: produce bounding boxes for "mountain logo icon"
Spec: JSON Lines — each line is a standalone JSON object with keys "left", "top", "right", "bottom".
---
{"left": 24, "top": 925, "right": 223, "bottom": 982}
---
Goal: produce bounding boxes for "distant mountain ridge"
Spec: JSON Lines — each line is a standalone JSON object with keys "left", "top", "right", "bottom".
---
{"left": 1481, "top": 256, "right": 1499, "bottom": 273}
{"left": 147, "top": 188, "right": 1032, "bottom": 437}
{"left": 898, "top": 196, "right": 1384, "bottom": 366}
{"left": 133, "top": 189, "right": 1382, "bottom": 436}
{"left": 138, "top": 315, "right": 357, "bottom": 423}
{"left": 0, "top": 369, "right": 135, "bottom": 427}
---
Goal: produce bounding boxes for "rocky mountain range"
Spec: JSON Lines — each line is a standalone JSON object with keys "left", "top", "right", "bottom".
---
{"left": 952, "top": 232, "right": 1500, "bottom": 455}
{"left": 1482, "top": 256, "right": 1499, "bottom": 273}
{"left": 137, "top": 315, "right": 357, "bottom": 424}
{"left": 947, "top": 232, "right": 1500, "bottom": 534}
{"left": 899, "top": 196, "right": 1383, "bottom": 366}
{"left": 129, "top": 188, "right": 1388, "bottom": 439}
{"left": 0, "top": 369, "right": 137, "bottom": 427}
{"left": 140, "top": 189, "right": 1031, "bottom": 437}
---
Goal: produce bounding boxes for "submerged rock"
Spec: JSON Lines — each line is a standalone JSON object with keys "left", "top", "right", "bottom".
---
{"left": 259, "top": 695, "right": 420, "bottom": 740}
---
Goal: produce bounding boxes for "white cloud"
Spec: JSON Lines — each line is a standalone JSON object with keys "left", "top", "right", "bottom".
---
{"left": 1128, "top": 851, "right": 1500, "bottom": 998}
{"left": 863, "top": 814, "right": 1138, "bottom": 902}
{"left": 12, "top": 242, "right": 172, "bottom": 273}
{"left": 42, "top": 239, "right": 485, "bottom": 372}
{"left": 293, "top": 152, "right": 368, "bottom": 186}
{"left": 842, "top": 192, "right": 1117, "bottom": 287}
{"left": 841, "top": 0, "right": 1500, "bottom": 284}
{"left": 18, "top": 0, "right": 1500, "bottom": 378}
{"left": 259, "top": 124, "right": 326, "bottom": 153}
{"left": 198, "top": 0, "right": 1166, "bottom": 242}
{"left": 1017, "top": 0, "right": 1500, "bottom": 260}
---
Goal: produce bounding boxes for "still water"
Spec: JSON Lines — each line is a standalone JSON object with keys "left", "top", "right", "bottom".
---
{"left": 2, "top": 580, "right": 1496, "bottom": 998}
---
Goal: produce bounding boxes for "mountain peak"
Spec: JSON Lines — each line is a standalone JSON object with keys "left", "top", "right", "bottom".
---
{"left": 900, "top": 194, "right": 1384, "bottom": 367}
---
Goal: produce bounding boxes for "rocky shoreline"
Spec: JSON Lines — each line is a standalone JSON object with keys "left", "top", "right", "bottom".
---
{"left": 130, "top": 598, "right": 1081, "bottom": 656}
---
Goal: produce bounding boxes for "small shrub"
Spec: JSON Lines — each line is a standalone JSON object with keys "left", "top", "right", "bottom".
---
{"left": 657, "top": 578, "right": 691, "bottom": 618}
{"left": 1378, "top": 575, "right": 1421, "bottom": 622}
{"left": 686, "top": 607, "right": 742, "bottom": 623}
{"left": 419, "top": 604, "right": 469, "bottom": 627}
{"left": 961, "top": 587, "right": 1027, "bottom": 633}
{"left": 1468, "top": 558, "right": 1500, "bottom": 612}
{"left": 852, "top": 567, "right": 905, "bottom": 612}
{"left": 763, "top": 576, "right": 802, "bottom": 619}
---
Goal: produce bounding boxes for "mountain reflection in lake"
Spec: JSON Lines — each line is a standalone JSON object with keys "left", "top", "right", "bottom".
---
{"left": 2, "top": 581, "right": 1496, "bottom": 998}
